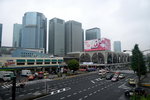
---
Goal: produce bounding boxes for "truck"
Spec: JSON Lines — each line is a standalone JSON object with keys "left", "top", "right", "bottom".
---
{"left": 21, "top": 70, "right": 32, "bottom": 76}
{"left": 0, "top": 71, "right": 11, "bottom": 81}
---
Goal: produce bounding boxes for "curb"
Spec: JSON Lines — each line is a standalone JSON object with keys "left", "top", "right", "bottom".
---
{"left": 141, "top": 83, "right": 150, "bottom": 87}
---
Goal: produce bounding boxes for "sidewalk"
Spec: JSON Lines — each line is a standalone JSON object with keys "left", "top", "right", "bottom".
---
{"left": 141, "top": 73, "right": 150, "bottom": 87}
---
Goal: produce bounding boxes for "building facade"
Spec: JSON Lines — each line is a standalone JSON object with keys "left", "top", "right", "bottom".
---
{"left": 48, "top": 18, "right": 65, "bottom": 56}
{"left": 114, "top": 41, "right": 121, "bottom": 52}
{"left": 86, "top": 27, "right": 100, "bottom": 40}
{"left": 21, "top": 12, "right": 47, "bottom": 52}
{"left": 65, "top": 20, "right": 83, "bottom": 54}
{"left": 0, "top": 46, "right": 45, "bottom": 57}
{"left": 0, "top": 24, "right": 2, "bottom": 47}
{"left": 13, "top": 23, "right": 22, "bottom": 47}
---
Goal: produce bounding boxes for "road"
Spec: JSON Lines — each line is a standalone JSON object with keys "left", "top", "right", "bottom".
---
{"left": 0, "top": 71, "right": 136, "bottom": 100}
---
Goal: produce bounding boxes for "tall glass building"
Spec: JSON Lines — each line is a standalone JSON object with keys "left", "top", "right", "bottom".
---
{"left": 114, "top": 41, "right": 121, "bottom": 52}
{"left": 0, "top": 24, "right": 2, "bottom": 47}
{"left": 65, "top": 20, "right": 83, "bottom": 54}
{"left": 86, "top": 27, "right": 101, "bottom": 40}
{"left": 48, "top": 18, "right": 65, "bottom": 56}
{"left": 13, "top": 23, "right": 22, "bottom": 47}
{"left": 21, "top": 12, "right": 47, "bottom": 53}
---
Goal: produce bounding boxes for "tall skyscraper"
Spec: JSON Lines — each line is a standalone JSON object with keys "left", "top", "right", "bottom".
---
{"left": 86, "top": 27, "right": 101, "bottom": 40}
{"left": 21, "top": 12, "right": 47, "bottom": 53}
{"left": 0, "top": 24, "right": 2, "bottom": 47}
{"left": 114, "top": 41, "right": 121, "bottom": 52}
{"left": 13, "top": 23, "right": 22, "bottom": 47}
{"left": 48, "top": 18, "right": 65, "bottom": 56}
{"left": 65, "top": 20, "right": 83, "bottom": 54}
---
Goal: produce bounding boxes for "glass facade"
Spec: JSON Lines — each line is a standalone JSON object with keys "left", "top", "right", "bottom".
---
{"left": 13, "top": 24, "right": 22, "bottom": 47}
{"left": 49, "top": 18, "right": 65, "bottom": 56}
{"left": 0, "top": 24, "right": 2, "bottom": 47}
{"left": 21, "top": 12, "right": 47, "bottom": 52}
{"left": 65, "top": 21, "right": 83, "bottom": 54}
{"left": 114, "top": 41, "right": 121, "bottom": 52}
{"left": 86, "top": 28, "right": 101, "bottom": 40}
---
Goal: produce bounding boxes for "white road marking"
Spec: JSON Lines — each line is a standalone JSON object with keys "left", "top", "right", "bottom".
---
{"left": 88, "top": 87, "right": 91, "bottom": 89}
{"left": 19, "top": 94, "right": 24, "bottom": 97}
{"left": 84, "top": 96, "right": 88, "bottom": 98}
{"left": 67, "top": 95, "right": 71, "bottom": 97}
{"left": 73, "top": 92, "right": 77, "bottom": 95}
{"left": 91, "top": 80, "right": 95, "bottom": 84}
{"left": 60, "top": 97, "right": 65, "bottom": 99}
{"left": 79, "top": 91, "right": 82, "bottom": 93}
{"left": 79, "top": 98, "right": 82, "bottom": 100}
{"left": 89, "top": 93, "right": 92, "bottom": 96}
{"left": 94, "top": 91, "right": 97, "bottom": 94}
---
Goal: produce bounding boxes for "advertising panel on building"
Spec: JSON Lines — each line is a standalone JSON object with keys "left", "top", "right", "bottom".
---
{"left": 84, "top": 38, "right": 111, "bottom": 51}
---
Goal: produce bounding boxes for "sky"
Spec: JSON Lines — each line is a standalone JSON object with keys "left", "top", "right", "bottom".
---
{"left": 0, "top": 0, "right": 150, "bottom": 52}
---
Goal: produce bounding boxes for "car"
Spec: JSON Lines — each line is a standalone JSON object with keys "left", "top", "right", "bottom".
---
{"left": 111, "top": 77, "right": 118, "bottom": 82}
{"left": 28, "top": 75, "right": 35, "bottom": 81}
{"left": 128, "top": 78, "right": 136, "bottom": 86}
{"left": 119, "top": 74, "right": 125, "bottom": 79}
{"left": 124, "top": 87, "right": 146, "bottom": 97}
{"left": 106, "top": 73, "right": 114, "bottom": 80}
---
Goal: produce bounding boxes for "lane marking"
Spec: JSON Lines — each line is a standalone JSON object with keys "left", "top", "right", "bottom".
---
{"left": 67, "top": 95, "right": 71, "bottom": 97}
{"left": 60, "top": 97, "right": 65, "bottom": 99}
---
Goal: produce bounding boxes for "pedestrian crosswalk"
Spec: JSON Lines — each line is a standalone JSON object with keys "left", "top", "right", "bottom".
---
{"left": 1, "top": 83, "right": 21, "bottom": 89}
{"left": 0, "top": 79, "right": 51, "bottom": 89}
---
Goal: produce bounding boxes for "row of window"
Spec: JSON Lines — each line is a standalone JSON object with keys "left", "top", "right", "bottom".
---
{"left": 17, "top": 61, "right": 62, "bottom": 65}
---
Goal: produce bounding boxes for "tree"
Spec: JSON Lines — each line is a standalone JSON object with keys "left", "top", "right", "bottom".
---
{"left": 147, "top": 56, "right": 150, "bottom": 71}
{"left": 131, "top": 44, "right": 146, "bottom": 82}
{"left": 67, "top": 59, "right": 79, "bottom": 72}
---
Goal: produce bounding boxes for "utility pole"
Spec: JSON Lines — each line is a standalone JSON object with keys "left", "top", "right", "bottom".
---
{"left": 12, "top": 76, "right": 16, "bottom": 100}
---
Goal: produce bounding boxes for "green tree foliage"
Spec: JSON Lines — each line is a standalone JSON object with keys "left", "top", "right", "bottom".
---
{"left": 67, "top": 59, "right": 79, "bottom": 72}
{"left": 131, "top": 44, "right": 146, "bottom": 80}
{"left": 147, "top": 56, "right": 150, "bottom": 71}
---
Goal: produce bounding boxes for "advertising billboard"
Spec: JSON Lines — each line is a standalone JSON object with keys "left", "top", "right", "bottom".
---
{"left": 84, "top": 38, "right": 111, "bottom": 51}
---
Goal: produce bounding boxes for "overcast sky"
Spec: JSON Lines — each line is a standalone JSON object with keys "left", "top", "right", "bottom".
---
{"left": 0, "top": 0, "right": 150, "bottom": 52}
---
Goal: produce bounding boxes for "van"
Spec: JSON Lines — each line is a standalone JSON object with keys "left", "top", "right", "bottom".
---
{"left": 21, "top": 70, "right": 32, "bottom": 76}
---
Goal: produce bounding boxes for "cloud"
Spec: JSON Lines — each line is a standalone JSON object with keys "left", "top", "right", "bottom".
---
{"left": 0, "top": 0, "right": 150, "bottom": 51}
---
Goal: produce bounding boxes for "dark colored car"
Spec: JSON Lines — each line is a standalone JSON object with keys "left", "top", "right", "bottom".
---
{"left": 124, "top": 87, "right": 146, "bottom": 97}
{"left": 106, "top": 73, "right": 114, "bottom": 80}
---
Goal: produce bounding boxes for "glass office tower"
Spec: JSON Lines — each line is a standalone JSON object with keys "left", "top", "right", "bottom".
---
{"left": 86, "top": 27, "right": 101, "bottom": 40}
{"left": 49, "top": 18, "right": 65, "bottom": 56}
{"left": 65, "top": 20, "right": 83, "bottom": 54}
{"left": 114, "top": 41, "right": 121, "bottom": 52}
{"left": 0, "top": 24, "right": 2, "bottom": 47}
{"left": 21, "top": 12, "right": 47, "bottom": 53}
{"left": 13, "top": 23, "right": 22, "bottom": 47}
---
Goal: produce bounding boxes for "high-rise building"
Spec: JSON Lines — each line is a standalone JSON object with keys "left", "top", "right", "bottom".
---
{"left": 114, "top": 41, "right": 121, "bottom": 52}
{"left": 21, "top": 12, "right": 47, "bottom": 53}
{"left": 48, "top": 18, "right": 65, "bottom": 56}
{"left": 65, "top": 20, "right": 83, "bottom": 54}
{"left": 0, "top": 24, "right": 2, "bottom": 47}
{"left": 86, "top": 27, "right": 100, "bottom": 40}
{"left": 13, "top": 23, "right": 22, "bottom": 47}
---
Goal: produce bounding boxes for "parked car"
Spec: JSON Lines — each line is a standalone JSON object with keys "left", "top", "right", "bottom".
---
{"left": 28, "top": 75, "right": 35, "bottom": 81}
{"left": 124, "top": 87, "right": 146, "bottom": 97}
{"left": 106, "top": 73, "right": 114, "bottom": 80}
{"left": 38, "top": 71, "right": 44, "bottom": 79}
{"left": 128, "top": 78, "right": 136, "bottom": 86}
{"left": 119, "top": 74, "right": 125, "bottom": 79}
{"left": 111, "top": 74, "right": 119, "bottom": 82}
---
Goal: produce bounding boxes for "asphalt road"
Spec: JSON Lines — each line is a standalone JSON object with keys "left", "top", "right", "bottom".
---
{"left": 0, "top": 71, "right": 136, "bottom": 100}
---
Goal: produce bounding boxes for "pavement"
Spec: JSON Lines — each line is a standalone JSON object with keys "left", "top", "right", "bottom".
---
{"left": 141, "top": 72, "right": 150, "bottom": 87}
